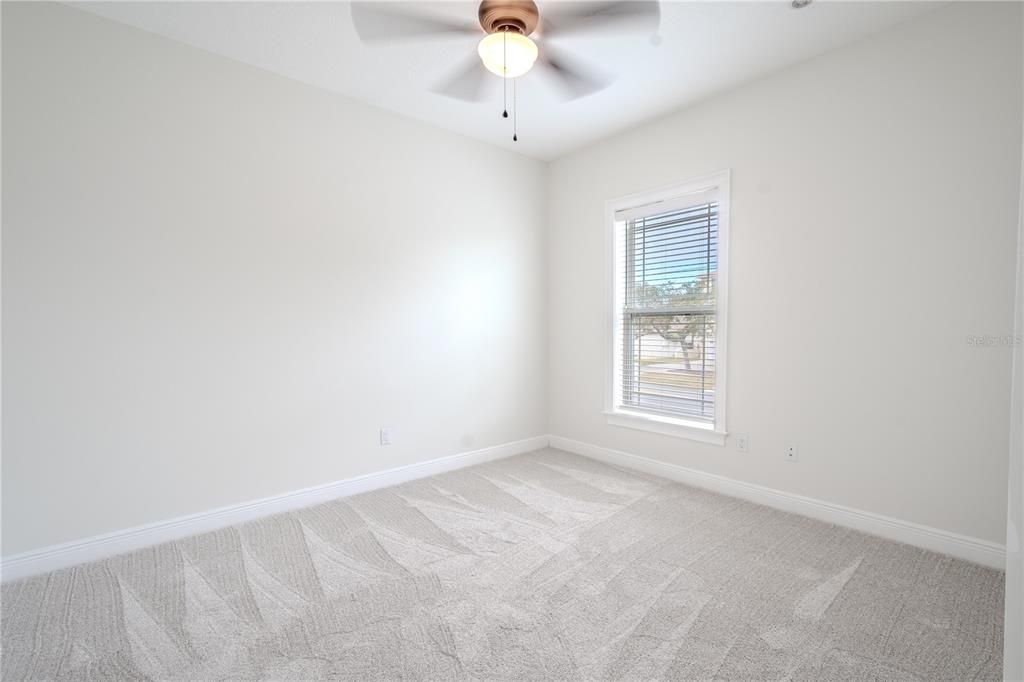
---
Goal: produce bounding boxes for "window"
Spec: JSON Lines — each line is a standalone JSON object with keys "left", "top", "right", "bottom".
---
{"left": 605, "top": 171, "right": 729, "bottom": 444}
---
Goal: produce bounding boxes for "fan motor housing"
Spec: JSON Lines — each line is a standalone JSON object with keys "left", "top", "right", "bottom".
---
{"left": 478, "top": 0, "right": 540, "bottom": 35}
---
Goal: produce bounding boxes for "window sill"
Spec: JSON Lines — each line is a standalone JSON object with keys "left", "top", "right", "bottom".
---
{"left": 604, "top": 410, "right": 727, "bottom": 446}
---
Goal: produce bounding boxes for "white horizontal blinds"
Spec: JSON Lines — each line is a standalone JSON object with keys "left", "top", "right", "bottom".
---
{"left": 620, "top": 195, "right": 719, "bottom": 423}
{"left": 613, "top": 188, "right": 718, "bottom": 223}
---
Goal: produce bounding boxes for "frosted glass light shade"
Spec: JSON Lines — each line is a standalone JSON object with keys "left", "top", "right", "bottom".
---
{"left": 477, "top": 32, "right": 538, "bottom": 79}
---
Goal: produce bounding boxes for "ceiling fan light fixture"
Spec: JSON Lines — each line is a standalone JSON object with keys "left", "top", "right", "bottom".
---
{"left": 477, "top": 31, "right": 538, "bottom": 78}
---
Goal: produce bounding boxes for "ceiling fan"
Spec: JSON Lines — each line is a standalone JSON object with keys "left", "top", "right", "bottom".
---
{"left": 350, "top": 1, "right": 660, "bottom": 139}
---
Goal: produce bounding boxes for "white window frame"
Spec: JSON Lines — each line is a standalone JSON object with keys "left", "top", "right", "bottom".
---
{"left": 604, "top": 170, "right": 730, "bottom": 446}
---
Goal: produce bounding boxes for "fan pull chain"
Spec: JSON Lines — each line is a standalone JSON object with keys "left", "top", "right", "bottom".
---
{"left": 501, "top": 29, "right": 508, "bottom": 119}
{"left": 512, "top": 77, "right": 518, "bottom": 141}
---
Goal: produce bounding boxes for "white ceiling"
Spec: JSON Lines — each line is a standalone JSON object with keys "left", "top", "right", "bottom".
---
{"left": 74, "top": 1, "right": 940, "bottom": 161}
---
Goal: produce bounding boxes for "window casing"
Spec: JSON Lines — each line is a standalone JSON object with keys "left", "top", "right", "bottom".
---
{"left": 605, "top": 172, "right": 729, "bottom": 444}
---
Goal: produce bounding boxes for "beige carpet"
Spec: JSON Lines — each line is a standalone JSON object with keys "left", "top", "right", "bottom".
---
{"left": 0, "top": 447, "right": 1005, "bottom": 680}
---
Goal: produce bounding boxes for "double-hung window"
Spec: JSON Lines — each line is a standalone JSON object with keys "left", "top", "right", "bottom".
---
{"left": 606, "top": 171, "right": 729, "bottom": 444}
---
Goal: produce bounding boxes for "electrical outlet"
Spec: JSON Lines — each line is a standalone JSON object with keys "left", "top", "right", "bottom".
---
{"left": 784, "top": 444, "right": 798, "bottom": 462}
{"left": 380, "top": 428, "right": 392, "bottom": 446}
{"left": 736, "top": 434, "right": 749, "bottom": 453}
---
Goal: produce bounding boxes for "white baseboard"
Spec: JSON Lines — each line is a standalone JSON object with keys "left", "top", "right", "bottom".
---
{"left": 549, "top": 435, "right": 1006, "bottom": 570}
{"left": 5, "top": 433, "right": 1005, "bottom": 581}
{"left": 0, "top": 435, "right": 549, "bottom": 583}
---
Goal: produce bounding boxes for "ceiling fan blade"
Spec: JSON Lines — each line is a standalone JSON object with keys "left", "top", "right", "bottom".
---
{"left": 351, "top": 2, "right": 480, "bottom": 43}
{"left": 537, "top": 44, "right": 611, "bottom": 100}
{"left": 432, "top": 54, "right": 491, "bottom": 102}
{"left": 540, "top": 1, "right": 660, "bottom": 38}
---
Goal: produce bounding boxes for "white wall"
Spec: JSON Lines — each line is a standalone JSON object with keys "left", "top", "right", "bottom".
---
{"left": 1005, "top": 29, "right": 1024, "bottom": 675}
{"left": 1, "top": 3, "right": 546, "bottom": 556}
{"left": 546, "top": 2, "right": 1022, "bottom": 545}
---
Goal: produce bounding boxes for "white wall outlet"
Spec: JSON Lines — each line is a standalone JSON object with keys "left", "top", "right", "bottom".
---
{"left": 379, "top": 428, "right": 392, "bottom": 446}
{"left": 784, "top": 444, "right": 799, "bottom": 462}
{"left": 736, "top": 434, "right": 749, "bottom": 452}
